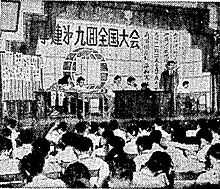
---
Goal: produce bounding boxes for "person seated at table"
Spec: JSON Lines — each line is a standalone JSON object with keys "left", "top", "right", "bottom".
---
{"left": 104, "top": 75, "right": 123, "bottom": 94}
{"left": 75, "top": 76, "right": 87, "bottom": 91}
{"left": 20, "top": 151, "right": 66, "bottom": 187}
{"left": 74, "top": 121, "right": 90, "bottom": 137}
{"left": 58, "top": 75, "right": 74, "bottom": 90}
{"left": 75, "top": 76, "right": 89, "bottom": 118}
{"left": 196, "top": 143, "right": 220, "bottom": 185}
{"left": 132, "top": 151, "right": 174, "bottom": 188}
{"left": 124, "top": 76, "right": 138, "bottom": 90}
{"left": 62, "top": 162, "right": 91, "bottom": 188}
{"left": 134, "top": 135, "right": 153, "bottom": 171}
{"left": 141, "top": 82, "right": 152, "bottom": 93}
{"left": 75, "top": 136, "right": 110, "bottom": 188}
{"left": 177, "top": 80, "right": 194, "bottom": 114}
{"left": 13, "top": 129, "right": 34, "bottom": 160}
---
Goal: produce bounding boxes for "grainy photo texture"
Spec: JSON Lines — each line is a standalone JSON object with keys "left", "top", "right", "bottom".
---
{"left": 0, "top": 1, "right": 220, "bottom": 188}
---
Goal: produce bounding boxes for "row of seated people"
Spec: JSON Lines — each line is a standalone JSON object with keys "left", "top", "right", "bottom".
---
{"left": 0, "top": 117, "right": 220, "bottom": 188}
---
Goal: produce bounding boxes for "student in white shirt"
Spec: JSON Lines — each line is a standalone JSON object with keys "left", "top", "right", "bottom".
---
{"left": 20, "top": 152, "right": 66, "bottom": 188}
{"left": 134, "top": 135, "right": 153, "bottom": 171}
{"left": 13, "top": 129, "right": 34, "bottom": 160}
{"left": 75, "top": 136, "right": 110, "bottom": 188}
{"left": 132, "top": 151, "right": 174, "bottom": 188}
{"left": 45, "top": 121, "right": 67, "bottom": 146}
{"left": 196, "top": 143, "right": 220, "bottom": 186}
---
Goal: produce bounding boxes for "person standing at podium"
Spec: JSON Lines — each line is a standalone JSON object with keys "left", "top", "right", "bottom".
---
{"left": 159, "top": 61, "right": 179, "bottom": 115}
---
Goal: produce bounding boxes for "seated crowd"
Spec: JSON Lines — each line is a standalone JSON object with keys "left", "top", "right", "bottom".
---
{"left": 0, "top": 117, "right": 220, "bottom": 188}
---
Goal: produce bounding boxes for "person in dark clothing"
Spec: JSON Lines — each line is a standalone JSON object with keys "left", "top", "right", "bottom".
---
{"left": 159, "top": 61, "right": 179, "bottom": 116}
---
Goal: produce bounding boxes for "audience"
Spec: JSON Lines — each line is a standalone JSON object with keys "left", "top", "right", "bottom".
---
{"left": 0, "top": 117, "right": 219, "bottom": 188}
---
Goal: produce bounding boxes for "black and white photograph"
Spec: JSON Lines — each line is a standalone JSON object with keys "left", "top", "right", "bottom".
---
{"left": 0, "top": 0, "right": 220, "bottom": 188}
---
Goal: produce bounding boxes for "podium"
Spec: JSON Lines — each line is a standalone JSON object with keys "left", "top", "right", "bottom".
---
{"left": 114, "top": 90, "right": 166, "bottom": 119}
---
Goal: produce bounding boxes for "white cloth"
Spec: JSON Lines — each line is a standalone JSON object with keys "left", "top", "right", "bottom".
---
{"left": 13, "top": 144, "right": 32, "bottom": 160}
{"left": 132, "top": 168, "right": 169, "bottom": 188}
{"left": 78, "top": 154, "right": 110, "bottom": 187}
{"left": 24, "top": 174, "right": 66, "bottom": 188}
{"left": 55, "top": 146, "right": 77, "bottom": 163}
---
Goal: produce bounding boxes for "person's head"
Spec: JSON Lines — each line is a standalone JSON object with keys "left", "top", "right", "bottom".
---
{"left": 57, "top": 121, "right": 68, "bottom": 132}
{"left": 153, "top": 118, "right": 164, "bottom": 127}
{"left": 75, "top": 121, "right": 90, "bottom": 135}
{"left": 171, "top": 126, "right": 186, "bottom": 143}
{"left": 196, "top": 128, "right": 213, "bottom": 147}
{"left": 109, "top": 119, "right": 119, "bottom": 131}
{"left": 114, "top": 75, "right": 122, "bottom": 85}
{"left": 32, "top": 138, "right": 50, "bottom": 157}
{"left": 19, "top": 152, "right": 45, "bottom": 182}
{"left": 0, "top": 128, "right": 12, "bottom": 138}
{"left": 166, "top": 61, "right": 176, "bottom": 71}
{"left": 16, "top": 129, "right": 34, "bottom": 146}
{"left": 141, "top": 82, "right": 149, "bottom": 90}
{"left": 205, "top": 143, "right": 220, "bottom": 169}
{"left": 145, "top": 151, "right": 173, "bottom": 174}
{"left": 127, "top": 76, "right": 136, "bottom": 86}
{"left": 136, "top": 136, "right": 153, "bottom": 153}
{"left": 6, "top": 118, "right": 17, "bottom": 129}
{"left": 182, "top": 81, "right": 189, "bottom": 89}
{"left": 108, "top": 136, "right": 125, "bottom": 151}
{"left": 77, "top": 76, "right": 85, "bottom": 87}
{"left": 150, "top": 130, "right": 162, "bottom": 144}
{"left": 62, "top": 162, "right": 91, "bottom": 188}
{"left": 58, "top": 75, "right": 71, "bottom": 85}
{"left": 75, "top": 136, "right": 93, "bottom": 153}
{"left": 98, "top": 121, "right": 109, "bottom": 135}
{"left": 126, "top": 124, "right": 139, "bottom": 137}
{"left": 108, "top": 154, "right": 136, "bottom": 186}
{"left": 0, "top": 136, "right": 12, "bottom": 157}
